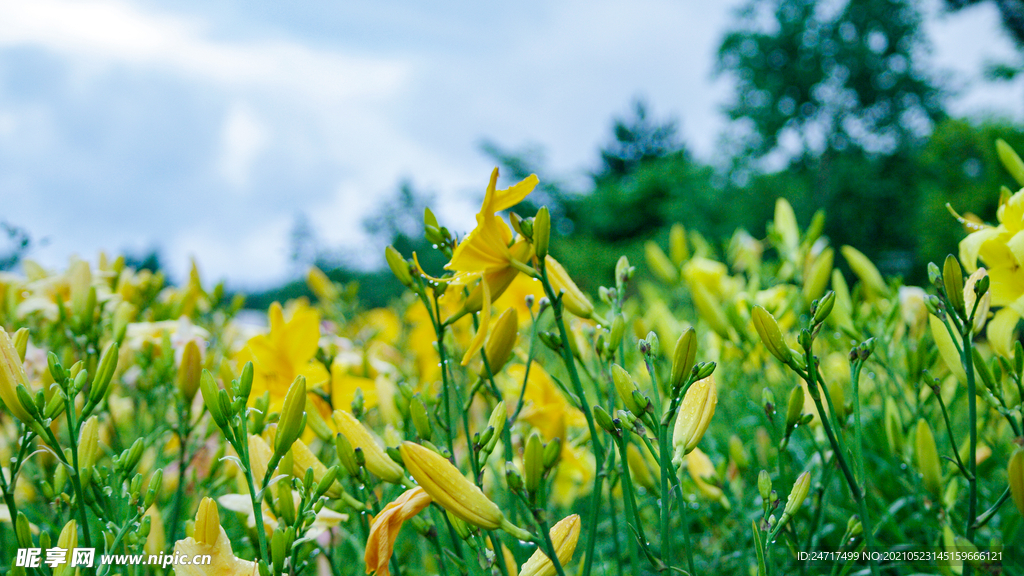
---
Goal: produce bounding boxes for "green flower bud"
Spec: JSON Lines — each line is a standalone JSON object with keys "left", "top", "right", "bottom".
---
{"left": 385, "top": 245, "right": 413, "bottom": 287}
{"left": 752, "top": 306, "right": 792, "bottom": 366}
{"left": 594, "top": 405, "right": 616, "bottom": 434}
{"left": 758, "top": 470, "right": 772, "bottom": 503}
{"left": 943, "top": 254, "right": 966, "bottom": 318}
{"left": 271, "top": 527, "right": 287, "bottom": 576}
{"left": 533, "top": 206, "right": 550, "bottom": 260}
{"left": 411, "top": 394, "right": 432, "bottom": 441}
{"left": 505, "top": 462, "right": 524, "bottom": 493}
{"left": 927, "top": 262, "right": 942, "bottom": 289}
{"left": 199, "top": 369, "right": 229, "bottom": 431}
{"left": 236, "top": 361, "right": 254, "bottom": 401}
{"left": 997, "top": 138, "right": 1024, "bottom": 186}
{"left": 612, "top": 364, "right": 643, "bottom": 415}
{"left": 785, "top": 386, "right": 804, "bottom": 432}
{"left": 543, "top": 437, "right": 562, "bottom": 470}
{"left": 524, "top": 431, "right": 544, "bottom": 495}
{"left": 645, "top": 241, "right": 678, "bottom": 284}
{"left": 16, "top": 511, "right": 33, "bottom": 548}
{"left": 275, "top": 376, "right": 307, "bottom": 458}
{"left": 670, "top": 328, "right": 697, "bottom": 393}
{"left": 915, "top": 419, "right": 942, "bottom": 497}
{"left": 335, "top": 433, "right": 359, "bottom": 476}
{"left": 782, "top": 471, "right": 811, "bottom": 521}
{"left": 669, "top": 223, "right": 689, "bottom": 265}
{"left": 812, "top": 291, "right": 835, "bottom": 325}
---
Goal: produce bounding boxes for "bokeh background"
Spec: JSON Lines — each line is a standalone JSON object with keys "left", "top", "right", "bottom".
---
{"left": 3, "top": 0, "right": 1024, "bottom": 305}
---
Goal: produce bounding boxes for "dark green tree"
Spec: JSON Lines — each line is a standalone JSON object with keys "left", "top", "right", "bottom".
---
{"left": 717, "top": 0, "right": 944, "bottom": 161}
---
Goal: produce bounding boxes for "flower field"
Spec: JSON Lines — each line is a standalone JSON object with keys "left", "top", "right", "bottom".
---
{"left": 2, "top": 147, "right": 1024, "bottom": 576}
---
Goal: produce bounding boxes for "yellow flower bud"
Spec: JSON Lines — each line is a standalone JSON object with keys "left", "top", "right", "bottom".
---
{"left": 915, "top": 419, "right": 943, "bottom": 497}
{"left": 802, "top": 247, "right": 833, "bottom": 304}
{"left": 177, "top": 340, "right": 202, "bottom": 403}
{"left": 247, "top": 434, "right": 274, "bottom": 484}
{"left": 672, "top": 375, "right": 718, "bottom": 460}
{"left": 518, "top": 514, "right": 581, "bottom": 576}
{"left": 78, "top": 416, "right": 101, "bottom": 487}
{"left": 840, "top": 245, "right": 887, "bottom": 299}
{"left": 12, "top": 327, "right": 28, "bottom": 361}
{"left": 669, "top": 223, "right": 689, "bottom": 265}
{"left": 929, "top": 314, "right": 967, "bottom": 383}
{"left": 400, "top": 441, "right": 516, "bottom": 534}
{"left": 0, "top": 327, "right": 36, "bottom": 424}
{"left": 689, "top": 281, "right": 731, "bottom": 340}
{"left": 307, "top": 265, "right": 339, "bottom": 302}
{"left": 752, "top": 306, "right": 791, "bottom": 365}
{"left": 274, "top": 375, "right": 307, "bottom": 458}
{"left": 332, "top": 410, "right": 404, "bottom": 484}
{"left": 783, "top": 471, "right": 811, "bottom": 519}
{"left": 482, "top": 308, "right": 518, "bottom": 376}
{"left": 1008, "top": 448, "right": 1024, "bottom": 516}
{"left": 53, "top": 519, "right": 77, "bottom": 576}
{"left": 68, "top": 259, "right": 92, "bottom": 323}
{"left": 645, "top": 241, "right": 678, "bottom": 284}
{"left": 626, "top": 443, "right": 657, "bottom": 492}
{"left": 144, "top": 505, "right": 166, "bottom": 557}
{"left": 773, "top": 198, "right": 799, "bottom": 251}
{"left": 545, "top": 256, "right": 593, "bottom": 319}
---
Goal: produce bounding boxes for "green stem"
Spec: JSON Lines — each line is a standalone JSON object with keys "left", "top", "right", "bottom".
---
{"left": 235, "top": 411, "right": 270, "bottom": 563}
{"left": 540, "top": 264, "right": 605, "bottom": 576}
{"left": 802, "top": 348, "right": 878, "bottom": 576}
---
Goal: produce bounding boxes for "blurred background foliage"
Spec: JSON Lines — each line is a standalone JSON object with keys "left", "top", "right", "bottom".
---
{"left": 13, "top": 0, "right": 1024, "bottom": 308}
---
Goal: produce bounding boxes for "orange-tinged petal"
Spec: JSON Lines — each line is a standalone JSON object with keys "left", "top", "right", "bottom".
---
{"left": 365, "top": 487, "right": 432, "bottom": 576}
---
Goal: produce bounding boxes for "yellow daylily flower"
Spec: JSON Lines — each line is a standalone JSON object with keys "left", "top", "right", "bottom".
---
{"left": 173, "top": 497, "right": 256, "bottom": 576}
{"left": 365, "top": 487, "right": 432, "bottom": 576}
{"left": 518, "top": 514, "right": 581, "bottom": 576}
{"left": 235, "top": 301, "right": 329, "bottom": 414}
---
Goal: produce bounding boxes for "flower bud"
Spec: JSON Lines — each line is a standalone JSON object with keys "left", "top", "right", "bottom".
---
{"left": 385, "top": 245, "right": 413, "bottom": 287}
{"left": 611, "top": 364, "right": 643, "bottom": 415}
{"left": 0, "top": 327, "right": 36, "bottom": 424}
{"left": 485, "top": 401, "right": 506, "bottom": 454}
{"left": 122, "top": 437, "right": 145, "bottom": 473}
{"left": 594, "top": 405, "right": 617, "bottom": 433}
{"left": 400, "top": 441, "right": 522, "bottom": 536}
{"left": 695, "top": 361, "right": 716, "bottom": 380}
{"left": 782, "top": 471, "right": 811, "bottom": 520}
{"left": 533, "top": 206, "right": 550, "bottom": 259}
{"left": 78, "top": 416, "right": 101, "bottom": 487}
{"left": 943, "top": 254, "right": 966, "bottom": 318}
{"left": 785, "top": 386, "right": 804, "bottom": 432}
{"left": 411, "top": 395, "right": 432, "bottom": 441}
{"left": 506, "top": 463, "right": 524, "bottom": 492}
{"left": 672, "top": 375, "right": 718, "bottom": 460}
{"left": 236, "top": 361, "right": 254, "bottom": 402}
{"left": 669, "top": 223, "right": 689, "bottom": 265}
{"left": 670, "top": 328, "right": 697, "bottom": 393}
{"left": 176, "top": 340, "right": 202, "bottom": 403}
{"left": 482, "top": 308, "right": 518, "bottom": 376}
{"left": 997, "top": 138, "right": 1024, "bottom": 186}
{"left": 112, "top": 301, "right": 135, "bottom": 345}
{"left": 915, "top": 419, "right": 942, "bottom": 497}
{"left": 615, "top": 255, "right": 634, "bottom": 285}
{"left": 627, "top": 443, "right": 657, "bottom": 492}
{"left": 758, "top": 470, "right": 772, "bottom": 503}
{"left": 1009, "top": 448, "right": 1024, "bottom": 516}
{"left": 812, "top": 291, "right": 835, "bottom": 325}
{"left": 803, "top": 248, "right": 833, "bottom": 304}
{"left": 335, "top": 433, "right": 359, "bottom": 476}
{"left": 275, "top": 376, "right": 307, "bottom": 458}
{"left": 333, "top": 410, "right": 404, "bottom": 484}
{"left": 54, "top": 519, "right": 77, "bottom": 576}
{"left": 200, "top": 369, "right": 229, "bottom": 431}
{"left": 609, "top": 314, "right": 626, "bottom": 351}
{"left": 645, "top": 241, "right": 678, "bottom": 284}
{"left": 524, "top": 431, "right": 544, "bottom": 495}
{"left": 307, "top": 265, "right": 339, "bottom": 303}
{"left": 545, "top": 256, "right": 593, "bottom": 319}
{"left": 841, "top": 245, "right": 887, "bottom": 299}
{"left": 752, "top": 306, "right": 792, "bottom": 366}
{"left": 963, "top": 268, "right": 990, "bottom": 333}
{"left": 542, "top": 437, "right": 561, "bottom": 470}
{"left": 518, "top": 514, "right": 581, "bottom": 576}
{"left": 12, "top": 328, "right": 28, "bottom": 362}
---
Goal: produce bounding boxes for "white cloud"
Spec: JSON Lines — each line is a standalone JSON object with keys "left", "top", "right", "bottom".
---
{"left": 0, "top": 0, "right": 410, "bottom": 101}
{"left": 219, "top": 103, "right": 268, "bottom": 190}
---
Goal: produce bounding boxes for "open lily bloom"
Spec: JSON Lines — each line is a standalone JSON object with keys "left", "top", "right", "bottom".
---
{"left": 218, "top": 491, "right": 348, "bottom": 540}
{"left": 422, "top": 168, "right": 538, "bottom": 365}
{"left": 959, "top": 189, "right": 1024, "bottom": 356}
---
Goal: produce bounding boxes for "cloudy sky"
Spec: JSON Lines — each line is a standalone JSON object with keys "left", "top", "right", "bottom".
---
{"left": 1, "top": 0, "right": 1021, "bottom": 288}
